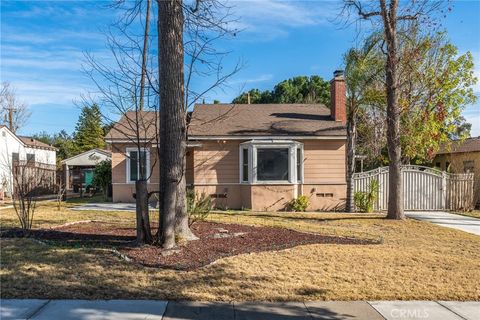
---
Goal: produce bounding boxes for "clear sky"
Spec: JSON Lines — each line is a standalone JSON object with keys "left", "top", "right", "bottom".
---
{"left": 1, "top": 0, "right": 479, "bottom": 137}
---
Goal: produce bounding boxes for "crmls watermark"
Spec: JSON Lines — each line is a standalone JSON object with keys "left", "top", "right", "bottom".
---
{"left": 391, "top": 308, "right": 429, "bottom": 319}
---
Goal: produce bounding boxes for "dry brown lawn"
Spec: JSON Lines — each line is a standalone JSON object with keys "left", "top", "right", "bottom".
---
{"left": 1, "top": 203, "right": 479, "bottom": 301}
{"left": 455, "top": 210, "right": 480, "bottom": 219}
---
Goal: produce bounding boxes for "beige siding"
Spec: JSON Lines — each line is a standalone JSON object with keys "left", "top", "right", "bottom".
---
{"left": 111, "top": 143, "right": 129, "bottom": 184}
{"left": 302, "top": 140, "right": 346, "bottom": 183}
{"left": 111, "top": 138, "right": 347, "bottom": 210}
{"left": 193, "top": 140, "right": 240, "bottom": 184}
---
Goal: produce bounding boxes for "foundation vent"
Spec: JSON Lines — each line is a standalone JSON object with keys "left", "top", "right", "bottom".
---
{"left": 316, "top": 193, "right": 334, "bottom": 198}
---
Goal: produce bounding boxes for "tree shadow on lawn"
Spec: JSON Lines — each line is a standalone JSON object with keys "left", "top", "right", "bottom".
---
{"left": 0, "top": 238, "right": 340, "bottom": 303}
{"left": 1, "top": 221, "right": 379, "bottom": 271}
{"left": 1, "top": 227, "right": 136, "bottom": 247}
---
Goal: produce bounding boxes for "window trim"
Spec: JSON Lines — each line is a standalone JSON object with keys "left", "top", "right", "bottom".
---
{"left": 126, "top": 147, "right": 151, "bottom": 184}
{"left": 239, "top": 140, "right": 303, "bottom": 185}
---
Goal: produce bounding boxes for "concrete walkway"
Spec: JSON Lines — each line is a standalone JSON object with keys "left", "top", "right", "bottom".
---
{"left": 1, "top": 299, "right": 478, "bottom": 320}
{"left": 406, "top": 211, "right": 480, "bottom": 236}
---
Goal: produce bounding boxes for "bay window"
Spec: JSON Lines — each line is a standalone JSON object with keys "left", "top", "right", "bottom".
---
{"left": 126, "top": 148, "right": 150, "bottom": 182}
{"left": 240, "top": 140, "right": 303, "bottom": 184}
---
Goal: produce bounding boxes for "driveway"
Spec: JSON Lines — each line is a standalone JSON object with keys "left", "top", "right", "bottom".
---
{"left": 70, "top": 203, "right": 157, "bottom": 212}
{"left": 406, "top": 211, "right": 480, "bottom": 236}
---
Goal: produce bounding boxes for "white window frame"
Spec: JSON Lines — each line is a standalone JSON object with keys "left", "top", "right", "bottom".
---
{"left": 126, "top": 147, "right": 151, "bottom": 184}
{"left": 239, "top": 140, "right": 303, "bottom": 184}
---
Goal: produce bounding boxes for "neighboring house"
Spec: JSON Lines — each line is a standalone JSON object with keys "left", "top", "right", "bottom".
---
{"left": 61, "top": 148, "right": 112, "bottom": 192}
{"left": 434, "top": 136, "right": 480, "bottom": 207}
{"left": 0, "top": 125, "right": 57, "bottom": 197}
{"left": 106, "top": 71, "right": 347, "bottom": 211}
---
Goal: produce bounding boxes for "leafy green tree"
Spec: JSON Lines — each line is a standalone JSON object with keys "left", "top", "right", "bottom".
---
{"left": 32, "top": 131, "right": 54, "bottom": 145}
{"left": 92, "top": 160, "right": 112, "bottom": 201}
{"left": 450, "top": 116, "right": 471, "bottom": 140}
{"left": 344, "top": 34, "right": 385, "bottom": 211}
{"left": 397, "top": 31, "right": 477, "bottom": 163}
{"left": 73, "top": 104, "right": 105, "bottom": 153}
{"left": 352, "top": 32, "right": 477, "bottom": 169}
{"left": 233, "top": 88, "right": 273, "bottom": 104}
{"left": 233, "top": 76, "right": 330, "bottom": 105}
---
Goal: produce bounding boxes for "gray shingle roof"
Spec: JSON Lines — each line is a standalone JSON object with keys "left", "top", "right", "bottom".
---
{"left": 188, "top": 104, "right": 346, "bottom": 137}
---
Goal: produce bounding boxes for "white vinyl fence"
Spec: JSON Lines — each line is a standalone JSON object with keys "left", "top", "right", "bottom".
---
{"left": 353, "top": 165, "right": 474, "bottom": 211}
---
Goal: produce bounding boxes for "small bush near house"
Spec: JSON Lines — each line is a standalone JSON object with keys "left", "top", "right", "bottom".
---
{"left": 289, "top": 195, "right": 310, "bottom": 212}
{"left": 187, "top": 188, "right": 212, "bottom": 226}
{"left": 354, "top": 180, "right": 379, "bottom": 213}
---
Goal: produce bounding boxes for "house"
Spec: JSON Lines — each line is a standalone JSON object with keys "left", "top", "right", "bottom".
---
{"left": 0, "top": 125, "right": 57, "bottom": 197}
{"left": 61, "top": 148, "right": 112, "bottom": 193}
{"left": 434, "top": 136, "right": 480, "bottom": 207}
{"left": 106, "top": 71, "right": 347, "bottom": 211}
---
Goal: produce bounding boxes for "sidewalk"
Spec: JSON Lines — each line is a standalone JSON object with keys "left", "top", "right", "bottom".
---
{"left": 1, "top": 299, "right": 478, "bottom": 320}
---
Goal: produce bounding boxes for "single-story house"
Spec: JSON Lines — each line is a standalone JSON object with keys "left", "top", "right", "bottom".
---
{"left": 61, "top": 148, "right": 112, "bottom": 192}
{"left": 0, "top": 125, "right": 57, "bottom": 197}
{"left": 434, "top": 136, "right": 480, "bottom": 207}
{"left": 106, "top": 71, "right": 347, "bottom": 211}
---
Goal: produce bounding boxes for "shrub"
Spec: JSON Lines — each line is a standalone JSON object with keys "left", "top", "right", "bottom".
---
{"left": 354, "top": 179, "right": 379, "bottom": 213}
{"left": 187, "top": 188, "right": 212, "bottom": 226}
{"left": 92, "top": 160, "right": 112, "bottom": 201}
{"left": 289, "top": 195, "right": 310, "bottom": 212}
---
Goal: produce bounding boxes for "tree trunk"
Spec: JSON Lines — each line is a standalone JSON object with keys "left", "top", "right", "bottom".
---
{"left": 135, "top": 180, "right": 152, "bottom": 244}
{"left": 346, "top": 113, "right": 356, "bottom": 213}
{"left": 158, "top": 0, "right": 185, "bottom": 248}
{"left": 175, "top": 146, "right": 198, "bottom": 241}
{"left": 381, "top": 0, "right": 404, "bottom": 220}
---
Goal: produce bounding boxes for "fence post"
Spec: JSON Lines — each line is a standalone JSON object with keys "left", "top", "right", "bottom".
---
{"left": 441, "top": 171, "right": 447, "bottom": 210}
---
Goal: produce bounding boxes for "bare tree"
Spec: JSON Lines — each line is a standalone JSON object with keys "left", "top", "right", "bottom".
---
{"left": 83, "top": 0, "right": 158, "bottom": 244}
{"left": 344, "top": 0, "right": 445, "bottom": 219}
{"left": 173, "top": 0, "right": 242, "bottom": 242}
{"left": 55, "top": 183, "right": 66, "bottom": 211}
{"left": 10, "top": 158, "right": 54, "bottom": 233}
{"left": 0, "top": 82, "right": 31, "bottom": 133}
{"left": 86, "top": 0, "right": 240, "bottom": 247}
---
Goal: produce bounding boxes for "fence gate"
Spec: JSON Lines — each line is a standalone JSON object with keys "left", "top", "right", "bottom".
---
{"left": 352, "top": 165, "right": 474, "bottom": 211}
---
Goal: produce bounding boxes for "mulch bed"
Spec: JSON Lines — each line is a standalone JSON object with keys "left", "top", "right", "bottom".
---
{"left": 1, "top": 221, "right": 377, "bottom": 270}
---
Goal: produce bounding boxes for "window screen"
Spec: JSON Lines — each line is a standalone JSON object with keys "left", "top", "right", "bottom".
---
{"left": 257, "top": 148, "right": 289, "bottom": 181}
{"left": 296, "top": 148, "right": 302, "bottom": 182}
{"left": 129, "top": 151, "right": 138, "bottom": 181}
{"left": 242, "top": 148, "right": 248, "bottom": 182}
{"left": 129, "top": 150, "right": 148, "bottom": 181}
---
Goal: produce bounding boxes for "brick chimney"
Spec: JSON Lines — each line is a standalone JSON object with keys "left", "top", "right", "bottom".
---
{"left": 330, "top": 70, "right": 346, "bottom": 124}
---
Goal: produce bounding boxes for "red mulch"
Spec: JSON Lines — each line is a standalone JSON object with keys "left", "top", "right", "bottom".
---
{"left": 1, "top": 221, "right": 377, "bottom": 270}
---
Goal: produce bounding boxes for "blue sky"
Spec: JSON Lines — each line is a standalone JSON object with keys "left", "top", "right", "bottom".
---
{"left": 1, "top": 0, "right": 479, "bottom": 136}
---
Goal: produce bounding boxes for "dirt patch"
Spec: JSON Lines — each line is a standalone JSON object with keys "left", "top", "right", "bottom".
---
{"left": 1, "top": 221, "right": 377, "bottom": 270}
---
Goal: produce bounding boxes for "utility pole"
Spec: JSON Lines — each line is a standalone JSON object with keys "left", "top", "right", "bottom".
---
{"left": 4, "top": 106, "right": 16, "bottom": 133}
